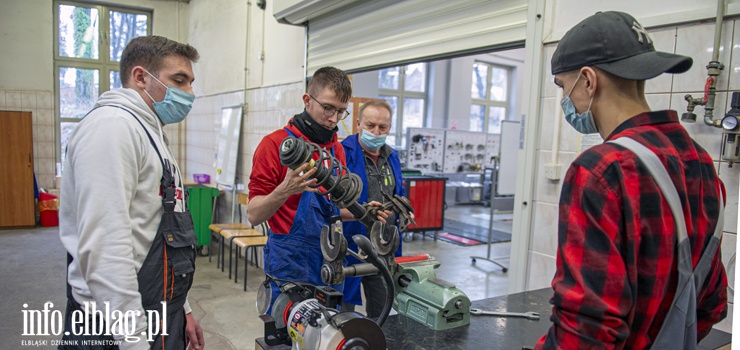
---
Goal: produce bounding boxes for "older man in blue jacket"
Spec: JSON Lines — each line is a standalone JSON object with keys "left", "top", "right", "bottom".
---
{"left": 340, "top": 99, "right": 405, "bottom": 319}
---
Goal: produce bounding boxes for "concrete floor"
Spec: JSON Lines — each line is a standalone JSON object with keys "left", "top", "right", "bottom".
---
{"left": 1, "top": 204, "right": 513, "bottom": 350}
{"left": 3, "top": 203, "right": 733, "bottom": 349}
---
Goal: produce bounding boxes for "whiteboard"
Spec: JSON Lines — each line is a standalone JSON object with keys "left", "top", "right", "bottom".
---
{"left": 497, "top": 120, "right": 520, "bottom": 196}
{"left": 215, "top": 105, "right": 244, "bottom": 186}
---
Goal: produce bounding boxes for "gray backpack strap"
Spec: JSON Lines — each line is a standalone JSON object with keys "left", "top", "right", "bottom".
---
{"left": 610, "top": 137, "right": 724, "bottom": 349}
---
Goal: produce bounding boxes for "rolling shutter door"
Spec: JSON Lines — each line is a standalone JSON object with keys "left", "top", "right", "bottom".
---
{"left": 306, "top": 0, "right": 528, "bottom": 75}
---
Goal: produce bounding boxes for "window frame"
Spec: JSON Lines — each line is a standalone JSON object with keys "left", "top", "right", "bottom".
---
{"left": 378, "top": 63, "right": 429, "bottom": 147}
{"left": 53, "top": 0, "right": 152, "bottom": 164}
{"left": 470, "top": 61, "right": 512, "bottom": 134}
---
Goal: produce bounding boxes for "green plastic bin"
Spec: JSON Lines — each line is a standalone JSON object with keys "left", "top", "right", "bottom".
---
{"left": 187, "top": 185, "right": 220, "bottom": 249}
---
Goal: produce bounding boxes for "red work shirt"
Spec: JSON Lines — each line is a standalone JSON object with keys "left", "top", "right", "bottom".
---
{"left": 536, "top": 110, "right": 727, "bottom": 349}
{"left": 248, "top": 120, "right": 346, "bottom": 234}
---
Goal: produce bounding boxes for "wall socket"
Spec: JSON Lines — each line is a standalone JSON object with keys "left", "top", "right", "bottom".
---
{"left": 544, "top": 163, "right": 561, "bottom": 181}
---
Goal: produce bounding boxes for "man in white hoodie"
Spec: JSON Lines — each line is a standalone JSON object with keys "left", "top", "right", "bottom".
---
{"left": 59, "top": 36, "right": 204, "bottom": 350}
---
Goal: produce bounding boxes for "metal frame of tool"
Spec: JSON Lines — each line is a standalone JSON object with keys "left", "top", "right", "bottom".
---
{"left": 471, "top": 156, "right": 509, "bottom": 272}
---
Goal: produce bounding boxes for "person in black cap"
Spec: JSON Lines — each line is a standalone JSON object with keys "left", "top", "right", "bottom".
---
{"left": 535, "top": 11, "right": 727, "bottom": 349}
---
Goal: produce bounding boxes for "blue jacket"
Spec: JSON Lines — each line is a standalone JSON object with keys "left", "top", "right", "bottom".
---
{"left": 341, "top": 134, "right": 405, "bottom": 305}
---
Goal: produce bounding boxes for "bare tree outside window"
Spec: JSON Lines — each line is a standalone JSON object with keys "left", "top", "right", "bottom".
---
{"left": 54, "top": 1, "right": 151, "bottom": 166}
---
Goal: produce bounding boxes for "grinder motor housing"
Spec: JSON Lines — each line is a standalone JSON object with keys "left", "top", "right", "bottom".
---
{"left": 393, "top": 259, "right": 471, "bottom": 330}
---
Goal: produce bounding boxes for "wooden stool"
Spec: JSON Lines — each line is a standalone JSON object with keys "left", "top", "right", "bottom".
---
{"left": 221, "top": 228, "right": 263, "bottom": 278}
{"left": 208, "top": 222, "right": 252, "bottom": 267}
{"left": 233, "top": 235, "right": 269, "bottom": 291}
{"left": 207, "top": 190, "right": 253, "bottom": 266}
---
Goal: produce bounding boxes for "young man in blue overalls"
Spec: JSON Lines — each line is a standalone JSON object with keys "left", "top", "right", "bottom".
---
{"left": 248, "top": 67, "right": 389, "bottom": 309}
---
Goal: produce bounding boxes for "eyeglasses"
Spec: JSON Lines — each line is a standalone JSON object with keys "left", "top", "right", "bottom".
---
{"left": 309, "top": 94, "right": 350, "bottom": 121}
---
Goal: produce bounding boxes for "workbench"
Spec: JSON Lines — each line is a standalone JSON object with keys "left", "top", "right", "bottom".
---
{"left": 256, "top": 287, "right": 731, "bottom": 349}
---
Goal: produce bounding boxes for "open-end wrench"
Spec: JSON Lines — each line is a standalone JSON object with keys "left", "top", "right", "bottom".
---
{"left": 469, "top": 308, "right": 541, "bottom": 320}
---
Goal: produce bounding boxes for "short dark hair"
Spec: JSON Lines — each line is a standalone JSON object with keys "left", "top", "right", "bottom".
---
{"left": 307, "top": 67, "right": 352, "bottom": 103}
{"left": 359, "top": 99, "right": 392, "bottom": 120}
{"left": 119, "top": 35, "right": 199, "bottom": 86}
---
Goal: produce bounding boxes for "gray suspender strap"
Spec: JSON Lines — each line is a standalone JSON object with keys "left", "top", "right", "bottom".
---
{"left": 610, "top": 137, "right": 724, "bottom": 246}
{"left": 610, "top": 137, "right": 724, "bottom": 349}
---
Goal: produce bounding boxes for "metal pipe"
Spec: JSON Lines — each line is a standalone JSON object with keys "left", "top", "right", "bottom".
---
{"left": 712, "top": 0, "right": 725, "bottom": 63}
{"left": 703, "top": 0, "right": 726, "bottom": 126}
{"left": 343, "top": 263, "right": 380, "bottom": 277}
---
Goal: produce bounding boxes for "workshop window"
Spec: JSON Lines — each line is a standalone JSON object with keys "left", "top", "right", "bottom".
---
{"left": 470, "top": 62, "right": 510, "bottom": 134}
{"left": 378, "top": 63, "right": 427, "bottom": 148}
{"left": 54, "top": 1, "right": 151, "bottom": 166}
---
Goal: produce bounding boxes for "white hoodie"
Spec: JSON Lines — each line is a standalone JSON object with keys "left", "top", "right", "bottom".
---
{"left": 59, "top": 88, "right": 190, "bottom": 350}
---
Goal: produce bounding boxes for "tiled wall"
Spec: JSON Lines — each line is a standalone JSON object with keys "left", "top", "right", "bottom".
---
{"left": 0, "top": 89, "right": 56, "bottom": 190}
{"left": 528, "top": 20, "right": 740, "bottom": 328}
{"left": 184, "top": 83, "right": 304, "bottom": 222}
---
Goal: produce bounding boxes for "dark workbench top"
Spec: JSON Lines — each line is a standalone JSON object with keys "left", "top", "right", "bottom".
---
{"left": 381, "top": 287, "right": 731, "bottom": 350}
{"left": 257, "top": 287, "right": 731, "bottom": 349}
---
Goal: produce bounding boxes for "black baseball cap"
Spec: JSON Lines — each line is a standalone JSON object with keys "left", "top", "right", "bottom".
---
{"left": 551, "top": 11, "right": 692, "bottom": 80}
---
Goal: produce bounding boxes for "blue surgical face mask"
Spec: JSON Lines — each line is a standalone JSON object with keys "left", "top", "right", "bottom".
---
{"left": 561, "top": 74, "right": 598, "bottom": 134}
{"left": 143, "top": 70, "right": 195, "bottom": 124}
{"left": 360, "top": 128, "right": 387, "bottom": 151}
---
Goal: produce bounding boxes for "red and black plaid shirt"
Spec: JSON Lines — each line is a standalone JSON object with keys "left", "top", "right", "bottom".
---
{"left": 536, "top": 110, "right": 728, "bottom": 349}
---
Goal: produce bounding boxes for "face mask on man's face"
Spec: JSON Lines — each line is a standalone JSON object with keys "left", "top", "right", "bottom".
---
{"left": 560, "top": 74, "right": 598, "bottom": 134}
{"left": 360, "top": 128, "right": 388, "bottom": 151}
{"left": 142, "top": 70, "right": 195, "bottom": 124}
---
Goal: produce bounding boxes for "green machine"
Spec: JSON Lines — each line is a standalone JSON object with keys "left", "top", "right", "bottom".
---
{"left": 393, "top": 259, "right": 471, "bottom": 330}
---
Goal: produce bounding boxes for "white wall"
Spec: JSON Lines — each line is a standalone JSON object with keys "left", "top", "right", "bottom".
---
{"left": 0, "top": 1, "right": 53, "bottom": 91}
{"left": 0, "top": 0, "right": 188, "bottom": 190}
{"left": 184, "top": 0, "right": 305, "bottom": 221}
{"left": 187, "top": 0, "right": 305, "bottom": 97}
{"left": 0, "top": 0, "right": 186, "bottom": 91}
{"left": 545, "top": 0, "right": 740, "bottom": 41}
{"left": 188, "top": 0, "right": 247, "bottom": 95}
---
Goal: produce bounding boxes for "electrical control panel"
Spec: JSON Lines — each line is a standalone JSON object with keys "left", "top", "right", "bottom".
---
{"left": 406, "top": 128, "right": 445, "bottom": 173}
{"left": 404, "top": 128, "right": 503, "bottom": 174}
{"left": 443, "top": 130, "right": 489, "bottom": 173}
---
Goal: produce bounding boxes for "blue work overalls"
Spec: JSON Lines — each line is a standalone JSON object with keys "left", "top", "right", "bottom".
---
{"left": 60, "top": 107, "right": 196, "bottom": 350}
{"left": 264, "top": 128, "right": 343, "bottom": 308}
{"left": 340, "top": 134, "right": 405, "bottom": 306}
